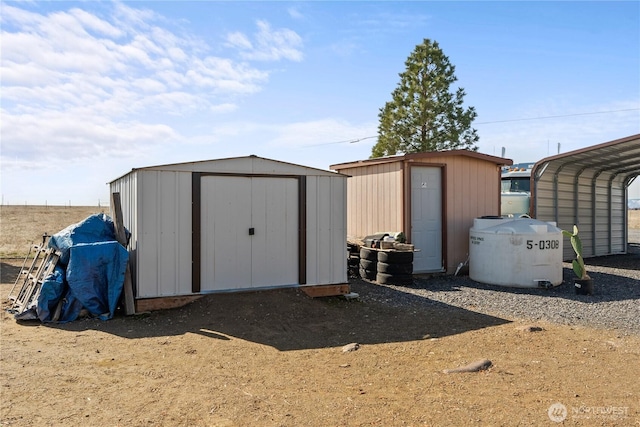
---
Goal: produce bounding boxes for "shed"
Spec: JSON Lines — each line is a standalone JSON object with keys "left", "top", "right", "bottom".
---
{"left": 331, "top": 150, "right": 512, "bottom": 274}
{"left": 109, "top": 155, "right": 349, "bottom": 311}
{"left": 531, "top": 133, "right": 640, "bottom": 260}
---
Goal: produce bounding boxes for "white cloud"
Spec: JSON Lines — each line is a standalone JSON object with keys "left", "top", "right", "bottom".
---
{"left": 226, "top": 31, "right": 253, "bottom": 50}
{"left": 1, "top": 110, "right": 178, "bottom": 167}
{"left": 0, "top": 3, "right": 301, "bottom": 168}
{"left": 229, "top": 20, "right": 303, "bottom": 62}
{"left": 287, "top": 7, "right": 304, "bottom": 20}
{"left": 68, "top": 7, "right": 124, "bottom": 38}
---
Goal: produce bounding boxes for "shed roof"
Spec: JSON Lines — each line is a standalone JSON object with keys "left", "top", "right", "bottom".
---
{"left": 330, "top": 149, "right": 512, "bottom": 170}
{"left": 110, "top": 155, "right": 346, "bottom": 183}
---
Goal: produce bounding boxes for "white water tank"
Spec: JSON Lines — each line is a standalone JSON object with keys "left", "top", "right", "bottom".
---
{"left": 469, "top": 217, "right": 563, "bottom": 288}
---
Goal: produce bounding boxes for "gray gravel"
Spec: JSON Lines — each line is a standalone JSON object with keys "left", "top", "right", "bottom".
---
{"left": 350, "top": 243, "right": 640, "bottom": 335}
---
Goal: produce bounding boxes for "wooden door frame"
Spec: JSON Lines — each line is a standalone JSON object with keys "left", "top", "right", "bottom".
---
{"left": 191, "top": 172, "right": 306, "bottom": 293}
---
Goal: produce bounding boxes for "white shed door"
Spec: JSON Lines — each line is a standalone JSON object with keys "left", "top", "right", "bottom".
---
{"left": 411, "top": 167, "right": 443, "bottom": 272}
{"left": 200, "top": 176, "right": 298, "bottom": 291}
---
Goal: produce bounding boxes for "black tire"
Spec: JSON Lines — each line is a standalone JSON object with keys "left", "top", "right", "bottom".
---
{"left": 376, "top": 272, "right": 413, "bottom": 286}
{"left": 359, "top": 268, "right": 376, "bottom": 281}
{"left": 377, "top": 261, "right": 412, "bottom": 275}
{"left": 348, "top": 256, "right": 359, "bottom": 267}
{"left": 377, "top": 250, "right": 413, "bottom": 264}
{"left": 360, "top": 247, "right": 378, "bottom": 261}
{"left": 359, "top": 259, "right": 377, "bottom": 271}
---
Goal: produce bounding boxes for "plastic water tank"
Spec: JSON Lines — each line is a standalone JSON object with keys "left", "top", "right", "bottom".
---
{"left": 469, "top": 217, "right": 563, "bottom": 288}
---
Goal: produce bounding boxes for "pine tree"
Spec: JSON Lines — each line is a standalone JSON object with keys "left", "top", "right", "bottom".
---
{"left": 371, "top": 39, "right": 479, "bottom": 158}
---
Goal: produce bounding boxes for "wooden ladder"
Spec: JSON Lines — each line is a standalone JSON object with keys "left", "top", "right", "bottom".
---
{"left": 8, "top": 241, "right": 61, "bottom": 317}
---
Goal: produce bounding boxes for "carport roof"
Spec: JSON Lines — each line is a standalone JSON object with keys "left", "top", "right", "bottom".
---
{"left": 531, "top": 133, "right": 640, "bottom": 192}
{"left": 531, "top": 133, "right": 640, "bottom": 258}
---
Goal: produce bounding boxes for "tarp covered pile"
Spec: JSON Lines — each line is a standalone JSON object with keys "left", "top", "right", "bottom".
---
{"left": 16, "top": 214, "right": 129, "bottom": 323}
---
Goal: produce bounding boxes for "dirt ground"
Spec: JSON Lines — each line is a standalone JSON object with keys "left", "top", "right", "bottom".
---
{"left": 1, "top": 207, "right": 639, "bottom": 426}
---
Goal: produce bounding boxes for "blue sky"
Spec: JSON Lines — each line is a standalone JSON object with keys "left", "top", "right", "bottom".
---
{"left": 1, "top": 1, "right": 639, "bottom": 205}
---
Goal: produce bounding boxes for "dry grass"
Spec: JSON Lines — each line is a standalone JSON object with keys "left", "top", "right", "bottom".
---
{"left": 630, "top": 209, "right": 640, "bottom": 229}
{"left": 0, "top": 205, "right": 106, "bottom": 258}
{"left": 1, "top": 206, "right": 637, "bottom": 258}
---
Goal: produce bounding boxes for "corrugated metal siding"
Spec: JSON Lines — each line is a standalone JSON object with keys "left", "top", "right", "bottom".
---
{"left": 339, "top": 162, "right": 404, "bottom": 239}
{"left": 534, "top": 164, "right": 627, "bottom": 260}
{"left": 610, "top": 182, "right": 627, "bottom": 254}
{"left": 306, "top": 175, "right": 348, "bottom": 285}
{"left": 109, "top": 172, "right": 138, "bottom": 289}
{"left": 137, "top": 170, "right": 192, "bottom": 298}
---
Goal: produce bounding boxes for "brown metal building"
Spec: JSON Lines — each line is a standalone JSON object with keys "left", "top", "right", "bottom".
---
{"left": 331, "top": 150, "right": 511, "bottom": 274}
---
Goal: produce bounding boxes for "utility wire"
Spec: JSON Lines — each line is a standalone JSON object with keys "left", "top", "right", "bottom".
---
{"left": 475, "top": 108, "right": 639, "bottom": 125}
{"left": 306, "top": 135, "right": 377, "bottom": 147}
{"left": 306, "top": 108, "right": 639, "bottom": 147}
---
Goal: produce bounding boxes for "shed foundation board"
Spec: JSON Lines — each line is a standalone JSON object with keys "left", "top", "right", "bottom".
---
{"left": 135, "top": 295, "right": 203, "bottom": 312}
{"left": 301, "top": 284, "right": 350, "bottom": 298}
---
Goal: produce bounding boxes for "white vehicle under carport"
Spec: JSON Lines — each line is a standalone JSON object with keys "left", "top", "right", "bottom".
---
{"left": 501, "top": 163, "right": 534, "bottom": 217}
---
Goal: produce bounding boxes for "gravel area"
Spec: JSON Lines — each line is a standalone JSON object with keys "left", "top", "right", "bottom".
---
{"left": 350, "top": 243, "right": 640, "bottom": 335}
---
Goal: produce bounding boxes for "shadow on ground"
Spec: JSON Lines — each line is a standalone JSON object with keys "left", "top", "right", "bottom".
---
{"left": 586, "top": 243, "right": 640, "bottom": 270}
{"left": 1, "top": 262, "right": 22, "bottom": 286}
{"left": 36, "top": 283, "right": 511, "bottom": 351}
{"left": 8, "top": 244, "right": 638, "bottom": 349}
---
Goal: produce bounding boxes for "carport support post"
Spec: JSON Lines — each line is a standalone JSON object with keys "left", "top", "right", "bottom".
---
{"left": 112, "top": 192, "right": 136, "bottom": 315}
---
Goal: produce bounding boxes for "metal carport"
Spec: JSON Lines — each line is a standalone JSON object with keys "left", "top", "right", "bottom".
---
{"left": 531, "top": 133, "right": 640, "bottom": 260}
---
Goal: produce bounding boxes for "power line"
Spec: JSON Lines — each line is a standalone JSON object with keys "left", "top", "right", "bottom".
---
{"left": 475, "top": 108, "right": 639, "bottom": 125}
{"left": 306, "top": 135, "right": 377, "bottom": 147}
{"left": 305, "top": 108, "right": 639, "bottom": 147}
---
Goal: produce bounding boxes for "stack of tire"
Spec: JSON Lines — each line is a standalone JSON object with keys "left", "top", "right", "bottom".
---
{"left": 347, "top": 243, "right": 360, "bottom": 277}
{"left": 376, "top": 250, "right": 413, "bottom": 285}
{"left": 359, "top": 247, "right": 378, "bottom": 281}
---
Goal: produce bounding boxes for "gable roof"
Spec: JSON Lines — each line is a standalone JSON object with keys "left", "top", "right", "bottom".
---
{"left": 109, "top": 155, "right": 346, "bottom": 183}
{"left": 331, "top": 149, "right": 512, "bottom": 170}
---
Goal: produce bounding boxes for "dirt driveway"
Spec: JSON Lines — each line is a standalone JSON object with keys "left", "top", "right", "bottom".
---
{"left": 2, "top": 263, "right": 639, "bottom": 426}
{"left": 1, "top": 207, "right": 639, "bottom": 426}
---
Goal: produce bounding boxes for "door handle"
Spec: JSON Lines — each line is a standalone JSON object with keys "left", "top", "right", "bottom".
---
{"left": 249, "top": 227, "right": 255, "bottom": 235}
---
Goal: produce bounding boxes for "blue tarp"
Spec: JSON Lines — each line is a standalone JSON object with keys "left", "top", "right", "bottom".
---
{"left": 34, "top": 214, "right": 129, "bottom": 323}
{"left": 47, "top": 213, "right": 120, "bottom": 266}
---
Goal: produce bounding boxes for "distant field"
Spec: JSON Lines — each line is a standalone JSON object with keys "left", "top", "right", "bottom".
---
{"left": 0, "top": 206, "right": 638, "bottom": 258}
{"left": 0, "top": 205, "right": 107, "bottom": 258}
{"left": 631, "top": 209, "right": 640, "bottom": 228}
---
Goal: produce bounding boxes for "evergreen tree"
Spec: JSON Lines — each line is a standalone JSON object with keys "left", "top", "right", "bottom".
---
{"left": 371, "top": 39, "right": 479, "bottom": 158}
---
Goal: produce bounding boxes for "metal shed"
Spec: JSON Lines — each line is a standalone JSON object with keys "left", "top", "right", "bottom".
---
{"left": 109, "top": 155, "right": 349, "bottom": 310}
{"left": 331, "top": 150, "right": 511, "bottom": 274}
{"left": 531, "top": 133, "right": 640, "bottom": 260}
